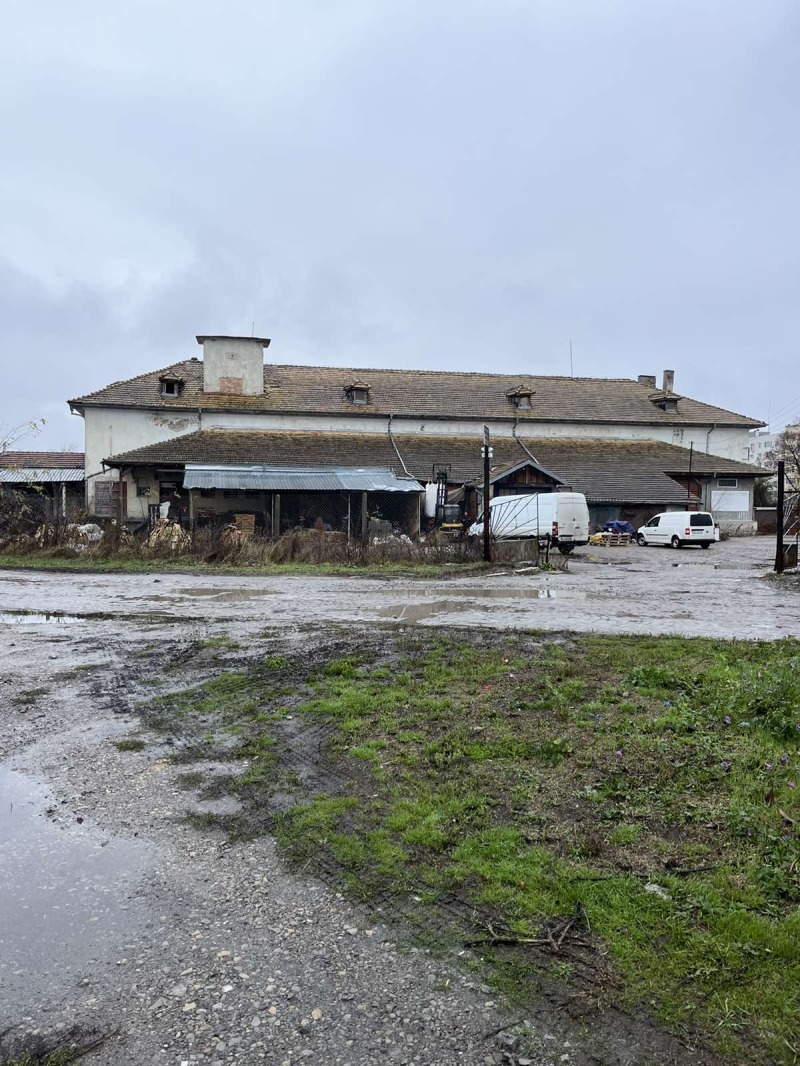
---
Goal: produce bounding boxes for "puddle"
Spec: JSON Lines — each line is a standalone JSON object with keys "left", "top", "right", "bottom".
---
{"left": 0, "top": 763, "right": 148, "bottom": 1012}
{"left": 379, "top": 588, "right": 595, "bottom": 621}
{"left": 175, "top": 587, "right": 276, "bottom": 602}
{"left": 0, "top": 611, "right": 83, "bottom": 625}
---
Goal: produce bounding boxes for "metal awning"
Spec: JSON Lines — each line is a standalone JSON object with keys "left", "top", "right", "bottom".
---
{"left": 183, "top": 464, "right": 423, "bottom": 493}
{"left": 0, "top": 468, "right": 84, "bottom": 484}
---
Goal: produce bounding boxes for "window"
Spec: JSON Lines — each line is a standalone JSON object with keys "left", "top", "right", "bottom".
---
{"left": 159, "top": 376, "right": 183, "bottom": 398}
{"left": 344, "top": 381, "right": 370, "bottom": 405}
{"left": 690, "top": 513, "right": 713, "bottom": 527}
{"left": 135, "top": 482, "right": 151, "bottom": 497}
{"left": 507, "top": 386, "right": 535, "bottom": 410}
{"left": 199, "top": 489, "right": 215, "bottom": 499}
{"left": 646, "top": 516, "right": 660, "bottom": 527}
{"left": 717, "top": 477, "right": 738, "bottom": 488}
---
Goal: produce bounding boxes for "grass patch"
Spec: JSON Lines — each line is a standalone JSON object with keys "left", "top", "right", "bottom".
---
{"left": 114, "top": 737, "right": 145, "bottom": 752}
{"left": 11, "top": 687, "right": 48, "bottom": 706}
{"left": 146, "top": 631, "right": 800, "bottom": 1063}
{"left": 201, "top": 634, "right": 241, "bottom": 650}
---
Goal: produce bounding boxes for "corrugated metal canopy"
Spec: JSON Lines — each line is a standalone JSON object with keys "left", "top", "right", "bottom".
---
{"left": 183, "top": 464, "right": 423, "bottom": 493}
{"left": 0, "top": 468, "right": 85, "bottom": 484}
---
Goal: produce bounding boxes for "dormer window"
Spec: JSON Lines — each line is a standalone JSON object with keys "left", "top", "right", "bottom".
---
{"left": 160, "top": 376, "right": 184, "bottom": 398}
{"left": 507, "top": 385, "right": 535, "bottom": 410}
{"left": 344, "top": 380, "right": 370, "bottom": 405}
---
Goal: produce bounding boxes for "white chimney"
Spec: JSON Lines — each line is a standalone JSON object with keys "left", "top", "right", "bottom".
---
{"left": 197, "top": 335, "right": 270, "bottom": 396}
{"left": 662, "top": 369, "right": 675, "bottom": 395}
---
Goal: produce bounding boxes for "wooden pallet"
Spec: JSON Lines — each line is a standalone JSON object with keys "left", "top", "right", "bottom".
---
{"left": 590, "top": 532, "right": 631, "bottom": 547}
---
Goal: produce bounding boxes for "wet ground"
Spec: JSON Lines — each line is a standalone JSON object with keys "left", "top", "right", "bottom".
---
{"left": 0, "top": 540, "right": 793, "bottom": 1065}
{"left": 0, "top": 538, "right": 795, "bottom": 639}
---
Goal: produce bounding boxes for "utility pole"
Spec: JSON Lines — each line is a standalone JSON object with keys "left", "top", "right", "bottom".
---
{"left": 482, "top": 425, "right": 492, "bottom": 563}
{"left": 775, "top": 460, "right": 785, "bottom": 574}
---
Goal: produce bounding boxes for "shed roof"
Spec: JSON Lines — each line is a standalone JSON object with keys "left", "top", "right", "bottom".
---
{"left": 105, "top": 430, "right": 768, "bottom": 507}
{"left": 183, "top": 464, "right": 422, "bottom": 493}
{"left": 0, "top": 451, "right": 84, "bottom": 469}
{"left": 70, "top": 359, "right": 762, "bottom": 428}
{"left": 0, "top": 467, "right": 85, "bottom": 484}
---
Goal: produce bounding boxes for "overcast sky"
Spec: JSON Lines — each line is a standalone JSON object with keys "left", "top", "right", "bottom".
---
{"left": 1, "top": 0, "right": 798, "bottom": 450}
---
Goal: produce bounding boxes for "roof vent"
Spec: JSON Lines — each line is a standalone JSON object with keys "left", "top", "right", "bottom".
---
{"left": 344, "top": 380, "right": 370, "bottom": 405}
{"left": 506, "top": 385, "right": 535, "bottom": 410}
{"left": 159, "top": 375, "right": 184, "bottom": 399}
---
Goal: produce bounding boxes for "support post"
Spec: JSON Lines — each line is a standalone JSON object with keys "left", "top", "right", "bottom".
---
{"left": 116, "top": 467, "right": 124, "bottom": 548}
{"left": 272, "top": 492, "right": 281, "bottom": 540}
{"left": 482, "top": 426, "right": 492, "bottom": 563}
{"left": 188, "top": 488, "right": 195, "bottom": 535}
{"left": 61, "top": 483, "right": 67, "bottom": 519}
{"left": 361, "top": 491, "right": 368, "bottom": 543}
{"left": 775, "top": 460, "right": 785, "bottom": 574}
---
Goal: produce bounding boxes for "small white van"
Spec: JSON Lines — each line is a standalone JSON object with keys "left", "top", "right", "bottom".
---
{"left": 469, "top": 492, "right": 590, "bottom": 554}
{"left": 636, "top": 511, "right": 718, "bottom": 549}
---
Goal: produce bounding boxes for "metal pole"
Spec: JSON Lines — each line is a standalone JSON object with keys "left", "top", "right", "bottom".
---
{"left": 116, "top": 467, "right": 124, "bottom": 548}
{"left": 361, "top": 491, "right": 368, "bottom": 543}
{"left": 775, "top": 460, "right": 785, "bottom": 574}
{"left": 483, "top": 426, "right": 492, "bottom": 563}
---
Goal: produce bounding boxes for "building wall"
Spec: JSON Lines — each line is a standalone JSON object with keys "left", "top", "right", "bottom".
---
{"left": 82, "top": 403, "right": 756, "bottom": 519}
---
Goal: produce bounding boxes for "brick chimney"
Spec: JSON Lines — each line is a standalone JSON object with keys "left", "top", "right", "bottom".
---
{"left": 197, "top": 335, "right": 271, "bottom": 395}
{"left": 638, "top": 374, "right": 657, "bottom": 389}
{"left": 662, "top": 369, "right": 675, "bottom": 395}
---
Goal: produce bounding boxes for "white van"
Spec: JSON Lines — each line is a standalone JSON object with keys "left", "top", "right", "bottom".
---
{"left": 469, "top": 492, "right": 590, "bottom": 554}
{"left": 636, "top": 511, "right": 718, "bottom": 549}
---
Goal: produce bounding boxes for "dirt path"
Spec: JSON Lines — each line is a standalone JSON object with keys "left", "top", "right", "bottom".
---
{"left": 0, "top": 538, "right": 795, "bottom": 639}
{"left": 1, "top": 616, "right": 597, "bottom": 1066}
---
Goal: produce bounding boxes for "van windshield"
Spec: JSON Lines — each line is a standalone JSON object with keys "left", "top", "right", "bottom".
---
{"left": 690, "top": 514, "right": 713, "bottom": 527}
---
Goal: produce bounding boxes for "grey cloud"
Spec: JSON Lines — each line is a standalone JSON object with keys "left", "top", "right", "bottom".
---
{"left": 1, "top": 0, "right": 799, "bottom": 447}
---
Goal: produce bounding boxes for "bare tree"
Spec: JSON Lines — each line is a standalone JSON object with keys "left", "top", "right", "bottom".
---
{"left": 0, "top": 418, "right": 46, "bottom": 453}
{"left": 765, "top": 424, "right": 800, "bottom": 494}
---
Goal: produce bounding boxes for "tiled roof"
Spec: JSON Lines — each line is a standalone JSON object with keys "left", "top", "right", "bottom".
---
{"left": 0, "top": 451, "right": 85, "bottom": 469}
{"left": 69, "top": 359, "right": 762, "bottom": 427}
{"left": 105, "top": 430, "right": 768, "bottom": 506}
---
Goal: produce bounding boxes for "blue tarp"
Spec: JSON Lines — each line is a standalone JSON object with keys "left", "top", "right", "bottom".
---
{"left": 601, "top": 520, "right": 636, "bottom": 535}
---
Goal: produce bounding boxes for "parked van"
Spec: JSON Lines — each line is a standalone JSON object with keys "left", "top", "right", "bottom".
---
{"left": 636, "top": 511, "right": 718, "bottom": 549}
{"left": 468, "top": 492, "right": 590, "bottom": 554}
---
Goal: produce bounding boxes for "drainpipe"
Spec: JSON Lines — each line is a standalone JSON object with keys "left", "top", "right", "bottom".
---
{"left": 705, "top": 423, "right": 717, "bottom": 454}
{"left": 512, "top": 419, "right": 541, "bottom": 465}
{"left": 387, "top": 414, "right": 414, "bottom": 478}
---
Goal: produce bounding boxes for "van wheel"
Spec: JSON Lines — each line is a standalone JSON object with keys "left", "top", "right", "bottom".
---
{"left": 558, "top": 545, "right": 574, "bottom": 555}
{"left": 671, "top": 536, "right": 682, "bottom": 549}
{"left": 636, "top": 534, "right": 647, "bottom": 546}
{"left": 700, "top": 543, "right": 711, "bottom": 549}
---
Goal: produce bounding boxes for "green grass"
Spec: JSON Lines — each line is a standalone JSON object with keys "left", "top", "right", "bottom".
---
{"left": 11, "top": 687, "right": 48, "bottom": 706}
{"left": 201, "top": 634, "right": 241, "bottom": 650}
{"left": 145, "top": 632, "right": 800, "bottom": 1063}
{"left": 114, "top": 737, "right": 146, "bottom": 752}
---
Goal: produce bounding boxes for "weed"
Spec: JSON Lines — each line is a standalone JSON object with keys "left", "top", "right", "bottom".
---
{"left": 114, "top": 737, "right": 145, "bottom": 752}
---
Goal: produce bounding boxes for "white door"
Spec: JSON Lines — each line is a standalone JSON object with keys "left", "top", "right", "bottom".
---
{"left": 644, "top": 515, "right": 665, "bottom": 544}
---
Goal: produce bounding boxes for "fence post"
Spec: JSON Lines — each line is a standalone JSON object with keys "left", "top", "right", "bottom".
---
{"left": 774, "top": 460, "right": 785, "bottom": 574}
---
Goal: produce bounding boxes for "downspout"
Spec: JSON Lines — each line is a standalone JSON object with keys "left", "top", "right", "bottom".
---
{"left": 512, "top": 419, "right": 541, "bottom": 465}
{"left": 705, "top": 423, "right": 717, "bottom": 454}
{"left": 387, "top": 414, "right": 414, "bottom": 478}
